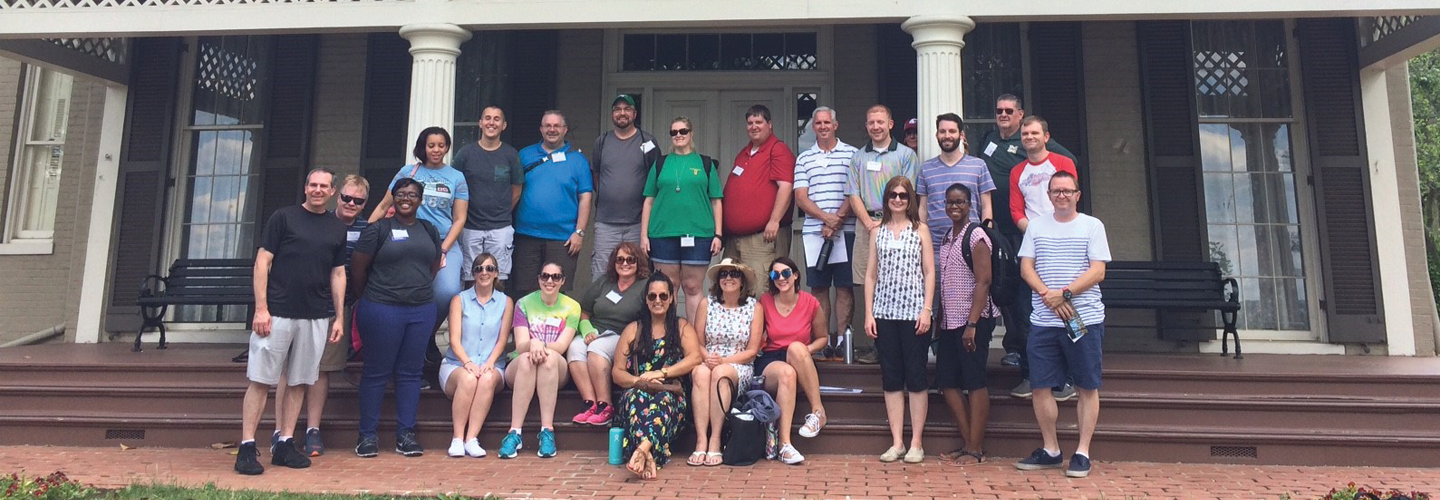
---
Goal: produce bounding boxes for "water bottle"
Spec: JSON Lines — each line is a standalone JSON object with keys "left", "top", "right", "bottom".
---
{"left": 814, "top": 238, "right": 835, "bottom": 273}
{"left": 608, "top": 427, "right": 624, "bottom": 465}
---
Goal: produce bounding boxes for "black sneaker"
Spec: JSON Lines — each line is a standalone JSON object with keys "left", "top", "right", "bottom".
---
{"left": 1014, "top": 448, "right": 1064, "bottom": 470}
{"left": 396, "top": 430, "right": 424, "bottom": 457}
{"left": 355, "top": 435, "right": 379, "bottom": 458}
{"left": 304, "top": 428, "right": 325, "bottom": 457}
{"left": 270, "top": 438, "right": 311, "bottom": 469}
{"left": 1065, "top": 454, "right": 1092, "bottom": 478}
{"left": 234, "top": 442, "right": 264, "bottom": 475}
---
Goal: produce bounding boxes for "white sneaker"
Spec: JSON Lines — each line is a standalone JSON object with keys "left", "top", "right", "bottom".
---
{"left": 464, "top": 438, "right": 486, "bottom": 458}
{"left": 779, "top": 443, "right": 805, "bottom": 465}
{"left": 447, "top": 438, "right": 465, "bottom": 458}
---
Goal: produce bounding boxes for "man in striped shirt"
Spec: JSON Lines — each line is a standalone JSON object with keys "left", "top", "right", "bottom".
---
{"left": 916, "top": 113, "right": 995, "bottom": 249}
{"left": 794, "top": 106, "right": 859, "bottom": 360}
{"left": 1013, "top": 170, "right": 1110, "bottom": 478}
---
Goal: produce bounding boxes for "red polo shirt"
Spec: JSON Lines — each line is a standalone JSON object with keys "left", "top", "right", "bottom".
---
{"left": 723, "top": 134, "right": 796, "bottom": 236}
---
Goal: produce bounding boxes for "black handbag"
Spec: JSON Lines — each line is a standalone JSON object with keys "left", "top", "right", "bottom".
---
{"left": 718, "top": 378, "right": 767, "bottom": 466}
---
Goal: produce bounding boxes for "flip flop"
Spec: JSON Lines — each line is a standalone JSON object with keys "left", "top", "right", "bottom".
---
{"left": 686, "top": 451, "right": 706, "bottom": 466}
{"left": 704, "top": 451, "right": 723, "bottom": 466}
{"left": 938, "top": 448, "right": 967, "bottom": 462}
{"left": 946, "top": 450, "right": 986, "bottom": 467}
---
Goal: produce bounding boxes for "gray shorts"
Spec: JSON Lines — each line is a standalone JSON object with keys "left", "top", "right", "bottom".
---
{"left": 247, "top": 316, "right": 330, "bottom": 386}
{"left": 566, "top": 333, "right": 623, "bottom": 363}
{"left": 461, "top": 226, "right": 515, "bottom": 280}
{"left": 591, "top": 221, "right": 642, "bottom": 280}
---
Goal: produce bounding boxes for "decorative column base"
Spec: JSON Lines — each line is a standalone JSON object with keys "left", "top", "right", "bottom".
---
{"left": 399, "top": 23, "right": 472, "bottom": 163}
{"left": 903, "top": 15, "right": 975, "bottom": 160}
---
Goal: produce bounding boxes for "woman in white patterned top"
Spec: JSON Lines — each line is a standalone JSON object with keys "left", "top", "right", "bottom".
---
{"left": 863, "top": 175, "right": 935, "bottom": 464}
{"left": 687, "top": 258, "right": 764, "bottom": 466}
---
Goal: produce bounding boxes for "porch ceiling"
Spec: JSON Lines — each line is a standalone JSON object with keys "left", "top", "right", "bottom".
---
{"left": 0, "top": 0, "right": 1437, "bottom": 39}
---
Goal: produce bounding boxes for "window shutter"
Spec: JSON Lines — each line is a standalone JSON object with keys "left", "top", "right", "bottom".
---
{"left": 257, "top": 34, "right": 318, "bottom": 233}
{"left": 360, "top": 32, "right": 412, "bottom": 214}
{"left": 504, "top": 30, "right": 557, "bottom": 148}
{"left": 1028, "top": 21, "right": 1088, "bottom": 209}
{"left": 106, "top": 37, "right": 182, "bottom": 331}
{"left": 876, "top": 24, "right": 918, "bottom": 130}
{"left": 1297, "top": 18, "right": 1385, "bottom": 343}
{"left": 1137, "top": 21, "right": 1213, "bottom": 341}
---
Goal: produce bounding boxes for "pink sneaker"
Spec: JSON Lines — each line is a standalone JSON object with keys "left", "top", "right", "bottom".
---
{"left": 572, "top": 403, "right": 598, "bottom": 425}
{"left": 586, "top": 404, "right": 614, "bottom": 426}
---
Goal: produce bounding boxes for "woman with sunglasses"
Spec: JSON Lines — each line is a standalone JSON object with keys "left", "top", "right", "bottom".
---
{"left": 641, "top": 116, "right": 724, "bottom": 322}
{"left": 756, "top": 256, "right": 829, "bottom": 465}
{"left": 613, "top": 272, "right": 703, "bottom": 479}
{"left": 569, "top": 242, "right": 651, "bottom": 426}
{"left": 499, "top": 262, "right": 581, "bottom": 459}
{"left": 350, "top": 178, "right": 443, "bottom": 457}
{"left": 368, "top": 126, "right": 470, "bottom": 368}
{"left": 863, "top": 175, "right": 935, "bottom": 464}
{"left": 687, "top": 258, "right": 763, "bottom": 466}
{"left": 440, "top": 253, "right": 513, "bottom": 458}
{"left": 934, "top": 184, "right": 999, "bottom": 466}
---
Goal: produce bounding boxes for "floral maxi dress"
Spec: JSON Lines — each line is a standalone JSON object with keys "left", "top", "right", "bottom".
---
{"left": 617, "top": 336, "right": 687, "bottom": 467}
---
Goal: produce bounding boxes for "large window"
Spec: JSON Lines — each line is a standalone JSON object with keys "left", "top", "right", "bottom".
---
{"left": 3, "top": 66, "right": 73, "bottom": 252}
{"left": 1193, "top": 20, "right": 1309, "bottom": 331}
{"left": 961, "top": 23, "right": 1024, "bottom": 146}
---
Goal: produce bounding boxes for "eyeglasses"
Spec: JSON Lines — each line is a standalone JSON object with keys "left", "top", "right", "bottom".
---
{"left": 1048, "top": 189, "right": 1080, "bottom": 198}
{"left": 339, "top": 194, "right": 367, "bottom": 206}
{"left": 769, "top": 269, "right": 794, "bottom": 280}
{"left": 616, "top": 256, "right": 639, "bottom": 266}
{"left": 539, "top": 272, "right": 565, "bottom": 283}
{"left": 394, "top": 191, "right": 421, "bottom": 200}
{"left": 472, "top": 264, "right": 498, "bottom": 274}
{"left": 669, "top": 128, "right": 691, "bottom": 137}
{"left": 541, "top": 124, "right": 566, "bottom": 130}
{"left": 945, "top": 199, "right": 969, "bottom": 207}
{"left": 887, "top": 191, "right": 910, "bottom": 200}
{"left": 612, "top": 106, "right": 635, "bottom": 113}
{"left": 646, "top": 292, "right": 671, "bottom": 302}
{"left": 718, "top": 270, "right": 745, "bottom": 280}
{"left": 995, "top": 108, "right": 1017, "bottom": 115}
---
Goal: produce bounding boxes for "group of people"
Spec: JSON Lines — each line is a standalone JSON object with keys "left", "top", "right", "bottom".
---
{"left": 233, "top": 92, "right": 1111, "bottom": 480}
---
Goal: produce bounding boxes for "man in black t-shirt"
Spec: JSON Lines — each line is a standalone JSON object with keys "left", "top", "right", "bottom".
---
{"left": 235, "top": 168, "right": 347, "bottom": 476}
{"left": 455, "top": 105, "right": 524, "bottom": 287}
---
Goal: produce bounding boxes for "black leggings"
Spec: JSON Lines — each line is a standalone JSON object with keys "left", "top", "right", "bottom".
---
{"left": 875, "top": 318, "right": 930, "bottom": 392}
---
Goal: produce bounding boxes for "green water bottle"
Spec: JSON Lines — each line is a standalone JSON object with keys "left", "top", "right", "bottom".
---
{"left": 608, "top": 427, "right": 624, "bottom": 465}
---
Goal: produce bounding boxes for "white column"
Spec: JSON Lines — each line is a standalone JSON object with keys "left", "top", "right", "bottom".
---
{"left": 399, "top": 24, "right": 471, "bottom": 163}
{"left": 903, "top": 15, "right": 974, "bottom": 160}
{"left": 1359, "top": 66, "right": 1416, "bottom": 356}
{"left": 76, "top": 84, "right": 128, "bottom": 343}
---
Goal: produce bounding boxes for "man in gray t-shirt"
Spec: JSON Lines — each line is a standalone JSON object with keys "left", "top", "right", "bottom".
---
{"left": 589, "top": 94, "right": 660, "bottom": 278}
{"left": 454, "top": 106, "right": 524, "bottom": 282}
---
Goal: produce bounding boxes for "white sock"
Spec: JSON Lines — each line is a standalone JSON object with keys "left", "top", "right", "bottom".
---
{"left": 1075, "top": 451, "right": 1089, "bottom": 459}
{"left": 279, "top": 435, "right": 293, "bottom": 442}
{"left": 1044, "top": 448, "right": 1060, "bottom": 457}
{"left": 308, "top": 427, "right": 319, "bottom": 433}
{"left": 241, "top": 439, "right": 255, "bottom": 445}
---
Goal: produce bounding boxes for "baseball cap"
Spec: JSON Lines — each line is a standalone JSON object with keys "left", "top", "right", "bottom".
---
{"left": 613, "top": 94, "right": 636, "bottom": 108}
{"left": 904, "top": 118, "right": 918, "bottom": 131}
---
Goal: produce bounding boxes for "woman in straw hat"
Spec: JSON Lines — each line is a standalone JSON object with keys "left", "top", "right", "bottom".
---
{"left": 687, "top": 258, "right": 764, "bottom": 466}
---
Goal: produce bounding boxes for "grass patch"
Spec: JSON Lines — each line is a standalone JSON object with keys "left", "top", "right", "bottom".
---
{"left": 107, "top": 484, "right": 500, "bottom": 500}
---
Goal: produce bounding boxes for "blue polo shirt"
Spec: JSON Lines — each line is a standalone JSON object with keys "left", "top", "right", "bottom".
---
{"left": 516, "top": 141, "right": 594, "bottom": 241}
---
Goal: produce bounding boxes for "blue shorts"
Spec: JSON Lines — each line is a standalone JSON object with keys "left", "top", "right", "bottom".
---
{"left": 805, "top": 232, "right": 855, "bottom": 288}
{"left": 649, "top": 236, "right": 713, "bottom": 266}
{"left": 1027, "top": 324, "right": 1104, "bottom": 390}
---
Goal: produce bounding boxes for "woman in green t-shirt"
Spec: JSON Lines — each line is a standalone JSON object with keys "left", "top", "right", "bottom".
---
{"left": 641, "top": 116, "right": 724, "bottom": 322}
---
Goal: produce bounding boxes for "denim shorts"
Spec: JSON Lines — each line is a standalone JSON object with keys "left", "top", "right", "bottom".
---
{"left": 649, "top": 236, "right": 714, "bottom": 266}
{"left": 805, "top": 231, "right": 855, "bottom": 288}
{"left": 1027, "top": 323, "right": 1105, "bottom": 390}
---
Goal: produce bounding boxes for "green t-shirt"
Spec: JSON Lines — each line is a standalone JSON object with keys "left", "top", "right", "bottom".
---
{"left": 579, "top": 277, "right": 646, "bottom": 335}
{"left": 642, "top": 152, "right": 723, "bottom": 238}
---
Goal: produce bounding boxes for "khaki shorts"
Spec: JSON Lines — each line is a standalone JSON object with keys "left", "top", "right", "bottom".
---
{"left": 852, "top": 218, "right": 880, "bottom": 286}
{"left": 317, "top": 305, "right": 354, "bottom": 372}
{"left": 722, "top": 232, "right": 777, "bottom": 285}
{"left": 247, "top": 316, "right": 331, "bottom": 386}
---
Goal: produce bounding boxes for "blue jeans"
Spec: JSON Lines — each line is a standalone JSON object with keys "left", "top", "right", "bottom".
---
{"left": 356, "top": 298, "right": 436, "bottom": 438}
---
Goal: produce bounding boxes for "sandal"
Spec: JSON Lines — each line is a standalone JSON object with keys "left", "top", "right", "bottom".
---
{"left": 946, "top": 449, "right": 986, "bottom": 467}
{"left": 686, "top": 451, "right": 706, "bottom": 466}
{"left": 939, "top": 448, "right": 967, "bottom": 462}
{"left": 704, "top": 451, "right": 723, "bottom": 466}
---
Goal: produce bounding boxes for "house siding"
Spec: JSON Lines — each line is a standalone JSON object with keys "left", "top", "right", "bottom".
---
{"left": 311, "top": 34, "right": 368, "bottom": 180}
{"left": 833, "top": 24, "right": 879, "bottom": 148}
{"left": 1387, "top": 64, "right": 1439, "bottom": 356}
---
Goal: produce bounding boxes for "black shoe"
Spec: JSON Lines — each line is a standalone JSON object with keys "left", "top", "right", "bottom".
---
{"left": 1066, "top": 454, "right": 1092, "bottom": 478}
{"left": 1014, "top": 447, "right": 1064, "bottom": 470}
{"left": 234, "top": 442, "right": 264, "bottom": 475}
{"left": 270, "top": 438, "right": 311, "bottom": 469}
{"left": 396, "top": 430, "right": 424, "bottom": 457}
{"left": 355, "top": 435, "right": 379, "bottom": 458}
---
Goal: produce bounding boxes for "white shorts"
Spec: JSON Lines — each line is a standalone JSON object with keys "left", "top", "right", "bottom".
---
{"left": 566, "top": 334, "right": 623, "bottom": 363}
{"left": 439, "top": 358, "right": 508, "bottom": 390}
{"left": 246, "top": 316, "right": 331, "bottom": 386}
{"left": 461, "top": 226, "right": 515, "bottom": 280}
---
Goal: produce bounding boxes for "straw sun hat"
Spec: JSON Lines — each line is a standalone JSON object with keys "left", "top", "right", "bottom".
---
{"left": 705, "top": 258, "right": 758, "bottom": 295}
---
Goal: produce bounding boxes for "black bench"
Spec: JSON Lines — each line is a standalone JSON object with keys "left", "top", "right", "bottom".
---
{"left": 1101, "top": 261, "right": 1242, "bottom": 359}
{"left": 135, "top": 258, "right": 254, "bottom": 352}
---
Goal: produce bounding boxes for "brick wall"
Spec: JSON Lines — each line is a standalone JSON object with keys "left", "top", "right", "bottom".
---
{"left": 1386, "top": 65, "right": 1439, "bottom": 356}
{"left": 0, "top": 58, "right": 22, "bottom": 235}
{"left": 310, "top": 34, "right": 368, "bottom": 180}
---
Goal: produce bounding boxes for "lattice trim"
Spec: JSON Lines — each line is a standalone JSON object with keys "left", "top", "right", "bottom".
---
{"left": 45, "top": 37, "right": 127, "bottom": 64}
{"left": 1194, "top": 50, "right": 1248, "bottom": 97}
{"left": 2, "top": 0, "right": 403, "bottom": 9}
{"left": 1370, "top": 15, "right": 1425, "bottom": 43}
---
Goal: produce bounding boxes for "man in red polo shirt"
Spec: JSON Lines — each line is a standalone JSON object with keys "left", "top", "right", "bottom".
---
{"left": 723, "top": 104, "right": 796, "bottom": 276}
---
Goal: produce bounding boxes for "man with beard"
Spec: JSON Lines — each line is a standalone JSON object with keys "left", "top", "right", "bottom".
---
{"left": 916, "top": 113, "right": 994, "bottom": 250}
{"left": 589, "top": 94, "right": 661, "bottom": 279}
{"left": 455, "top": 106, "right": 524, "bottom": 287}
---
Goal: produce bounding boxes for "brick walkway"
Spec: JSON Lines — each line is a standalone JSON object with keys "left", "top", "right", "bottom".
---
{"left": 4, "top": 446, "right": 1437, "bottom": 499}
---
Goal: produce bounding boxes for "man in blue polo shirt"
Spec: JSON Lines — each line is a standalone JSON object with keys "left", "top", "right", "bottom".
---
{"left": 514, "top": 110, "right": 594, "bottom": 297}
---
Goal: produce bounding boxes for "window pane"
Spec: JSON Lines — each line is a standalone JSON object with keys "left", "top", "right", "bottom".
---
{"left": 689, "top": 34, "right": 720, "bottom": 71}
{"left": 1233, "top": 173, "right": 1257, "bottom": 223}
{"left": 1277, "top": 278, "right": 1309, "bottom": 330}
{"left": 656, "top": 34, "right": 686, "bottom": 71}
{"left": 1236, "top": 224, "right": 1268, "bottom": 277}
{"left": 1203, "top": 173, "right": 1236, "bottom": 223}
{"left": 785, "top": 33, "right": 817, "bottom": 70}
{"left": 623, "top": 34, "right": 656, "bottom": 71}
{"left": 1208, "top": 224, "right": 1240, "bottom": 276}
{"left": 962, "top": 23, "right": 1023, "bottom": 121}
{"left": 1199, "top": 124, "right": 1232, "bottom": 171}
{"left": 720, "top": 34, "right": 752, "bottom": 70}
{"left": 1245, "top": 278, "right": 1280, "bottom": 329}
{"left": 192, "top": 36, "right": 268, "bottom": 127}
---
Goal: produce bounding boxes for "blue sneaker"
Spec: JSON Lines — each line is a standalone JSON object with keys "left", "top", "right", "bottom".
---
{"left": 1014, "top": 448, "right": 1064, "bottom": 470}
{"left": 1066, "top": 454, "right": 1092, "bottom": 478}
{"left": 537, "top": 428, "right": 557, "bottom": 458}
{"left": 498, "top": 430, "right": 521, "bottom": 459}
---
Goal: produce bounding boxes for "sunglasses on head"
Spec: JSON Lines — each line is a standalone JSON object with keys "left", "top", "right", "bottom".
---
{"left": 669, "top": 128, "right": 691, "bottom": 137}
{"left": 647, "top": 292, "right": 671, "bottom": 302}
{"left": 769, "top": 269, "right": 794, "bottom": 280}
{"left": 718, "top": 269, "right": 745, "bottom": 280}
{"left": 616, "top": 256, "right": 639, "bottom": 265}
{"left": 539, "top": 272, "right": 565, "bottom": 283}
{"left": 472, "top": 264, "right": 498, "bottom": 274}
{"left": 888, "top": 191, "right": 910, "bottom": 200}
{"left": 339, "top": 194, "right": 367, "bottom": 206}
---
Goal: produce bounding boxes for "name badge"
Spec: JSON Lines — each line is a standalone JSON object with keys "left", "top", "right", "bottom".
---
{"left": 605, "top": 290, "right": 623, "bottom": 304}
{"left": 732, "top": 166, "right": 745, "bottom": 177}
{"left": 423, "top": 185, "right": 452, "bottom": 199}
{"left": 391, "top": 229, "right": 409, "bottom": 241}
{"left": 984, "top": 142, "right": 998, "bottom": 156}
{"left": 640, "top": 140, "right": 655, "bottom": 154}
{"left": 544, "top": 317, "right": 562, "bottom": 327}
{"left": 1006, "top": 144, "right": 1018, "bottom": 155}
{"left": 681, "top": 236, "right": 696, "bottom": 248}
{"left": 866, "top": 160, "right": 882, "bottom": 172}
{"left": 551, "top": 152, "right": 567, "bottom": 162}
{"left": 347, "top": 231, "right": 361, "bottom": 242}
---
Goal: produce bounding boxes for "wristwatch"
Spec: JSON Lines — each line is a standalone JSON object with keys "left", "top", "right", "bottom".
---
{"left": 661, "top": 368, "right": 669, "bottom": 379}
{"left": 1062, "top": 288, "right": 1073, "bottom": 301}
{"left": 574, "top": 229, "right": 585, "bottom": 237}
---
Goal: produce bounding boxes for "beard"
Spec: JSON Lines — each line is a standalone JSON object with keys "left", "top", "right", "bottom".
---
{"left": 938, "top": 138, "right": 959, "bottom": 153}
{"left": 613, "top": 116, "right": 632, "bottom": 129}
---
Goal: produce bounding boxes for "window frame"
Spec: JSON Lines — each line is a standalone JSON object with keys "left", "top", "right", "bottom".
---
{"left": 1, "top": 64, "right": 74, "bottom": 255}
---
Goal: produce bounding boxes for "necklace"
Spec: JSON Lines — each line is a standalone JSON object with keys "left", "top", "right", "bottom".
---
{"left": 673, "top": 154, "right": 683, "bottom": 193}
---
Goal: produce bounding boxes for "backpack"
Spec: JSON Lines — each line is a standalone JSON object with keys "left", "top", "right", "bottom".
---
{"left": 961, "top": 219, "right": 1024, "bottom": 308}
{"left": 593, "top": 129, "right": 661, "bottom": 174}
{"left": 655, "top": 153, "right": 716, "bottom": 179}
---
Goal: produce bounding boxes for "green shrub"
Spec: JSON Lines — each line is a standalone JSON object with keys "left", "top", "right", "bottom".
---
{"left": 1, "top": 472, "right": 96, "bottom": 500}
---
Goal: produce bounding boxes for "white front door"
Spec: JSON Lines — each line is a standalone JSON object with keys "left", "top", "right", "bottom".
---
{"left": 650, "top": 89, "right": 792, "bottom": 179}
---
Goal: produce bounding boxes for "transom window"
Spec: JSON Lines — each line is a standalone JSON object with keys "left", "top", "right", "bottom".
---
{"left": 622, "top": 33, "right": 818, "bottom": 71}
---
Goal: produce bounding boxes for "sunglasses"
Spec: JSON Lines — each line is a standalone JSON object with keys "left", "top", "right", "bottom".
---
{"left": 339, "top": 194, "right": 367, "bottom": 206}
{"left": 888, "top": 191, "right": 910, "bottom": 200}
{"left": 718, "top": 269, "right": 745, "bottom": 280}
{"left": 539, "top": 272, "right": 565, "bottom": 283}
{"left": 669, "top": 128, "right": 691, "bottom": 137}
{"left": 616, "top": 256, "right": 639, "bottom": 265}
{"left": 472, "top": 264, "right": 498, "bottom": 274}
{"left": 647, "top": 292, "right": 671, "bottom": 302}
{"left": 769, "top": 269, "right": 794, "bottom": 280}
{"left": 995, "top": 108, "right": 1017, "bottom": 115}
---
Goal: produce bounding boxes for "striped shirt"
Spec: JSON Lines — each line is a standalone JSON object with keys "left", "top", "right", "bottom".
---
{"left": 794, "top": 140, "right": 859, "bottom": 233}
{"left": 845, "top": 141, "right": 917, "bottom": 213}
{"left": 916, "top": 154, "right": 995, "bottom": 247}
{"left": 1018, "top": 213, "right": 1111, "bottom": 327}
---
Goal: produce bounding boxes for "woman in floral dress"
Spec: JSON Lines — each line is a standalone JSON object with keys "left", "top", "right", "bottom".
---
{"left": 612, "top": 271, "right": 703, "bottom": 479}
{"left": 688, "top": 258, "right": 764, "bottom": 466}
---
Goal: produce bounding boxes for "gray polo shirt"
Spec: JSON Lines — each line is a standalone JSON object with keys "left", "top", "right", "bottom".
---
{"left": 845, "top": 140, "right": 918, "bottom": 213}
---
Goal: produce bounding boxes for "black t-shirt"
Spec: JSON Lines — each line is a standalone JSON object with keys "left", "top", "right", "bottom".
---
{"left": 259, "top": 205, "right": 347, "bottom": 319}
{"left": 355, "top": 217, "right": 442, "bottom": 306}
{"left": 453, "top": 142, "right": 524, "bottom": 231}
